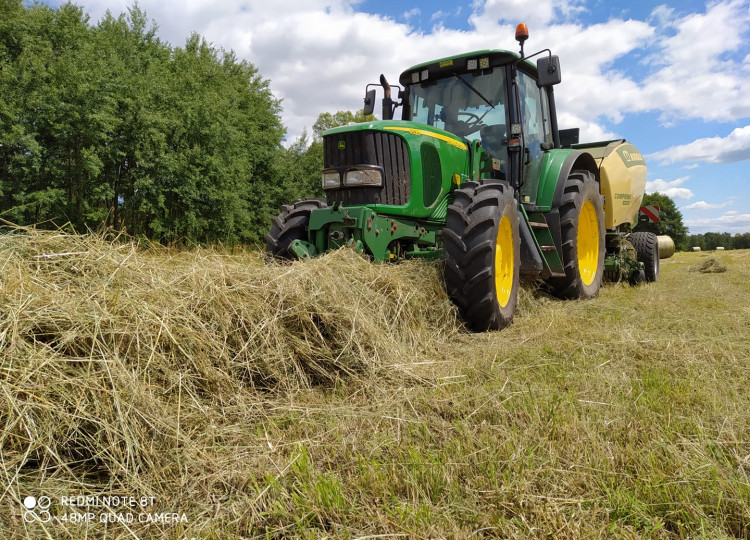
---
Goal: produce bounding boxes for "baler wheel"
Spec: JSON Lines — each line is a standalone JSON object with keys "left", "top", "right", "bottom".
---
{"left": 442, "top": 180, "right": 520, "bottom": 331}
{"left": 628, "top": 231, "right": 659, "bottom": 282}
{"left": 547, "top": 170, "right": 605, "bottom": 299}
{"left": 265, "top": 198, "right": 327, "bottom": 259}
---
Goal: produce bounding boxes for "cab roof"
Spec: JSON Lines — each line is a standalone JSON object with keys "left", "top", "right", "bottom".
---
{"left": 398, "top": 49, "right": 536, "bottom": 87}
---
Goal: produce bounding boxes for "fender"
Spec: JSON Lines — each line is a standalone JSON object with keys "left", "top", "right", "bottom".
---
{"left": 530, "top": 149, "right": 600, "bottom": 211}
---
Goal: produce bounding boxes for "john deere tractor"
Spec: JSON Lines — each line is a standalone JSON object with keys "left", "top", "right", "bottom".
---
{"left": 266, "top": 24, "right": 658, "bottom": 331}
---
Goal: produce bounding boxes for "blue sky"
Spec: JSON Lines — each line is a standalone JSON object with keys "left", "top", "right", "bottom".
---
{"left": 43, "top": 0, "right": 750, "bottom": 234}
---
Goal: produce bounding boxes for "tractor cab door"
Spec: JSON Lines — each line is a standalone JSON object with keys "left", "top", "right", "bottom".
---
{"left": 516, "top": 70, "right": 554, "bottom": 205}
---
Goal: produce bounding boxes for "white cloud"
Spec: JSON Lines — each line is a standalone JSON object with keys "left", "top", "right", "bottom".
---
{"left": 69, "top": 0, "right": 750, "bottom": 146}
{"left": 681, "top": 200, "right": 731, "bottom": 210}
{"left": 716, "top": 210, "right": 750, "bottom": 224}
{"left": 641, "top": 0, "right": 750, "bottom": 123}
{"left": 649, "top": 5, "right": 675, "bottom": 25}
{"left": 686, "top": 210, "right": 750, "bottom": 233}
{"left": 648, "top": 126, "right": 750, "bottom": 165}
{"left": 469, "top": 0, "right": 586, "bottom": 31}
{"left": 646, "top": 176, "right": 694, "bottom": 200}
{"left": 556, "top": 111, "right": 617, "bottom": 141}
{"left": 403, "top": 8, "right": 420, "bottom": 20}
{"left": 469, "top": 1, "right": 750, "bottom": 128}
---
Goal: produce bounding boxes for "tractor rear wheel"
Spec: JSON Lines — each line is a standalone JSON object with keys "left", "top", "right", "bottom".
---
{"left": 628, "top": 231, "right": 659, "bottom": 282}
{"left": 265, "top": 198, "right": 326, "bottom": 259}
{"left": 442, "top": 180, "right": 520, "bottom": 331}
{"left": 547, "top": 170, "right": 605, "bottom": 299}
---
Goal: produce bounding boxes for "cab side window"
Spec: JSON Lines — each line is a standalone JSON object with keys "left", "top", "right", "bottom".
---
{"left": 517, "top": 71, "right": 552, "bottom": 157}
{"left": 517, "top": 71, "right": 553, "bottom": 203}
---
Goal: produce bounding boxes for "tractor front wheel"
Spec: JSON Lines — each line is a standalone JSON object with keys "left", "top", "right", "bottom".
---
{"left": 265, "top": 198, "right": 326, "bottom": 259}
{"left": 442, "top": 180, "right": 520, "bottom": 331}
{"left": 547, "top": 170, "right": 605, "bottom": 299}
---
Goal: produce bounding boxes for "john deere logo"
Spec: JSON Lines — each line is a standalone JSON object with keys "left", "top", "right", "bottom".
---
{"left": 337, "top": 141, "right": 346, "bottom": 151}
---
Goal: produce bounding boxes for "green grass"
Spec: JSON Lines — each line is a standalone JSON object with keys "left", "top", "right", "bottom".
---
{"left": 1, "top": 231, "right": 748, "bottom": 539}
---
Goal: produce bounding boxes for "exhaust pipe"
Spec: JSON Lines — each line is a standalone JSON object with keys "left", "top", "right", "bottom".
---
{"left": 380, "top": 74, "right": 394, "bottom": 120}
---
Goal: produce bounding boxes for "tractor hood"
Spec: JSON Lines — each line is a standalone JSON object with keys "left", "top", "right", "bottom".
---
{"left": 321, "top": 120, "right": 471, "bottom": 220}
{"left": 323, "top": 120, "right": 468, "bottom": 151}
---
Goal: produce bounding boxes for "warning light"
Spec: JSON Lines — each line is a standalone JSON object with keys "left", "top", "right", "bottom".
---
{"left": 515, "top": 23, "right": 529, "bottom": 57}
{"left": 515, "top": 23, "right": 529, "bottom": 43}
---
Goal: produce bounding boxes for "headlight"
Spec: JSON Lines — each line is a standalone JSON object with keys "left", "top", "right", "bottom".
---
{"left": 344, "top": 168, "right": 383, "bottom": 187}
{"left": 322, "top": 170, "right": 340, "bottom": 190}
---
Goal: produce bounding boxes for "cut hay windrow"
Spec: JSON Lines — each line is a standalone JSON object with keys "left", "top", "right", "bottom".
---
{"left": 689, "top": 255, "right": 728, "bottom": 273}
{"left": 3, "top": 232, "right": 749, "bottom": 538}
{"left": 0, "top": 228, "right": 460, "bottom": 535}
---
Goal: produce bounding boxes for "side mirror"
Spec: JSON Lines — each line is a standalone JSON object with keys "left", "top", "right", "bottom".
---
{"left": 363, "top": 88, "right": 376, "bottom": 116}
{"left": 537, "top": 55, "right": 561, "bottom": 86}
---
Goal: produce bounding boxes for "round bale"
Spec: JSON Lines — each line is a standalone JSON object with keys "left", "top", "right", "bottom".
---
{"left": 657, "top": 235, "right": 675, "bottom": 259}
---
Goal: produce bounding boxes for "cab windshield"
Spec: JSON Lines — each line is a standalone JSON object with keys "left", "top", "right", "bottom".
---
{"left": 405, "top": 68, "right": 509, "bottom": 159}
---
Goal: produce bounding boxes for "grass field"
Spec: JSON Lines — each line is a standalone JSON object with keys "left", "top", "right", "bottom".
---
{"left": 1, "top": 230, "right": 748, "bottom": 539}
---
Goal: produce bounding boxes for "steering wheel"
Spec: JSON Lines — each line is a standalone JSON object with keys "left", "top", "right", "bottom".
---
{"left": 457, "top": 112, "right": 482, "bottom": 130}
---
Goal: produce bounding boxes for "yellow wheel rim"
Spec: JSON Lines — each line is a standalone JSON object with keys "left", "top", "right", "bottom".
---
{"left": 495, "top": 215, "right": 514, "bottom": 308}
{"left": 577, "top": 200, "right": 600, "bottom": 286}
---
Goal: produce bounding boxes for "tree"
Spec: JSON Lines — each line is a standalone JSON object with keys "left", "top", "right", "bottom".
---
{"left": 732, "top": 232, "right": 750, "bottom": 250}
{"left": 276, "top": 129, "right": 324, "bottom": 201}
{"left": 637, "top": 193, "right": 688, "bottom": 250}
{"left": 130, "top": 32, "right": 284, "bottom": 244}
{"left": 0, "top": 2, "right": 102, "bottom": 229}
{"left": 312, "top": 110, "right": 375, "bottom": 141}
{"left": 688, "top": 234, "right": 705, "bottom": 252}
{"left": 0, "top": 3, "right": 285, "bottom": 245}
{"left": 703, "top": 232, "right": 732, "bottom": 250}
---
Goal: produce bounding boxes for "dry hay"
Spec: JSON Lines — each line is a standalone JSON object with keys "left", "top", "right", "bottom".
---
{"left": 0, "top": 227, "right": 460, "bottom": 534}
{"left": 689, "top": 255, "right": 728, "bottom": 273}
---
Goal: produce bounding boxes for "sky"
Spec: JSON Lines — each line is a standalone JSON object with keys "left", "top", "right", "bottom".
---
{"left": 43, "top": 0, "right": 750, "bottom": 234}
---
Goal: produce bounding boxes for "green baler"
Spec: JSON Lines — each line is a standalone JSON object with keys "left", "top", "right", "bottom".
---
{"left": 266, "top": 24, "right": 658, "bottom": 331}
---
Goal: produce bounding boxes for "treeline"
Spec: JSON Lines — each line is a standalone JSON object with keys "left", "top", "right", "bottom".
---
{"left": 5, "top": 3, "right": 745, "bottom": 250}
{"left": 0, "top": 1, "right": 333, "bottom": 245}
{"left": 685, "top": 232, "right": 750, "bottom": 251}
{"left": 637, "top": 194, "right": 750, "bottom": 251}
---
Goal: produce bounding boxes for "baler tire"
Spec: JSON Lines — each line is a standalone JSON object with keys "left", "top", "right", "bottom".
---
{"left": 265, "top": 198, "right": 327, "bottom": 259}
{"left": 442, "top": 180, "right": 520, "bottom": 331}
{"left": 628, "top": 231, "right": 659, "bottom": 282}
{"left": 547, "top": 170, "right": 605, "bottom": 299}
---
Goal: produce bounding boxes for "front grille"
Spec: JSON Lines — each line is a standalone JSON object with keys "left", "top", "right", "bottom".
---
{"left": 323, "top": 130, "right": 411, "bottom": 206}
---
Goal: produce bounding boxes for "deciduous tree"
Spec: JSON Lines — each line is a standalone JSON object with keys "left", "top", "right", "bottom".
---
{"left": 638, "top": 193, "right": 688, "bottom": 250}
{"left": 0, "top": 2, "right": 285, "bottom": 245}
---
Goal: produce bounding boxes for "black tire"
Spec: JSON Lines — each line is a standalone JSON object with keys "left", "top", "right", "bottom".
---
{"left": 547, "top": 170, "right": 605, "bottom": 299}
{"left": 442, "top": 180, "right": 520, "bottom": 331}
{"left": 265, "top": 198, "right": 326, "bottom": 259}
{"left": 628, "top": 231, "right": 659, "bottom": 282}
{"left": 629, "top": 268, "right": 646, "bottom": 286}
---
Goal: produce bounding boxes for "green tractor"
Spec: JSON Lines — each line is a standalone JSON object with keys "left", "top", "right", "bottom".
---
{"left": 266, "top": 24, "right": 658, "bottom": 331}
